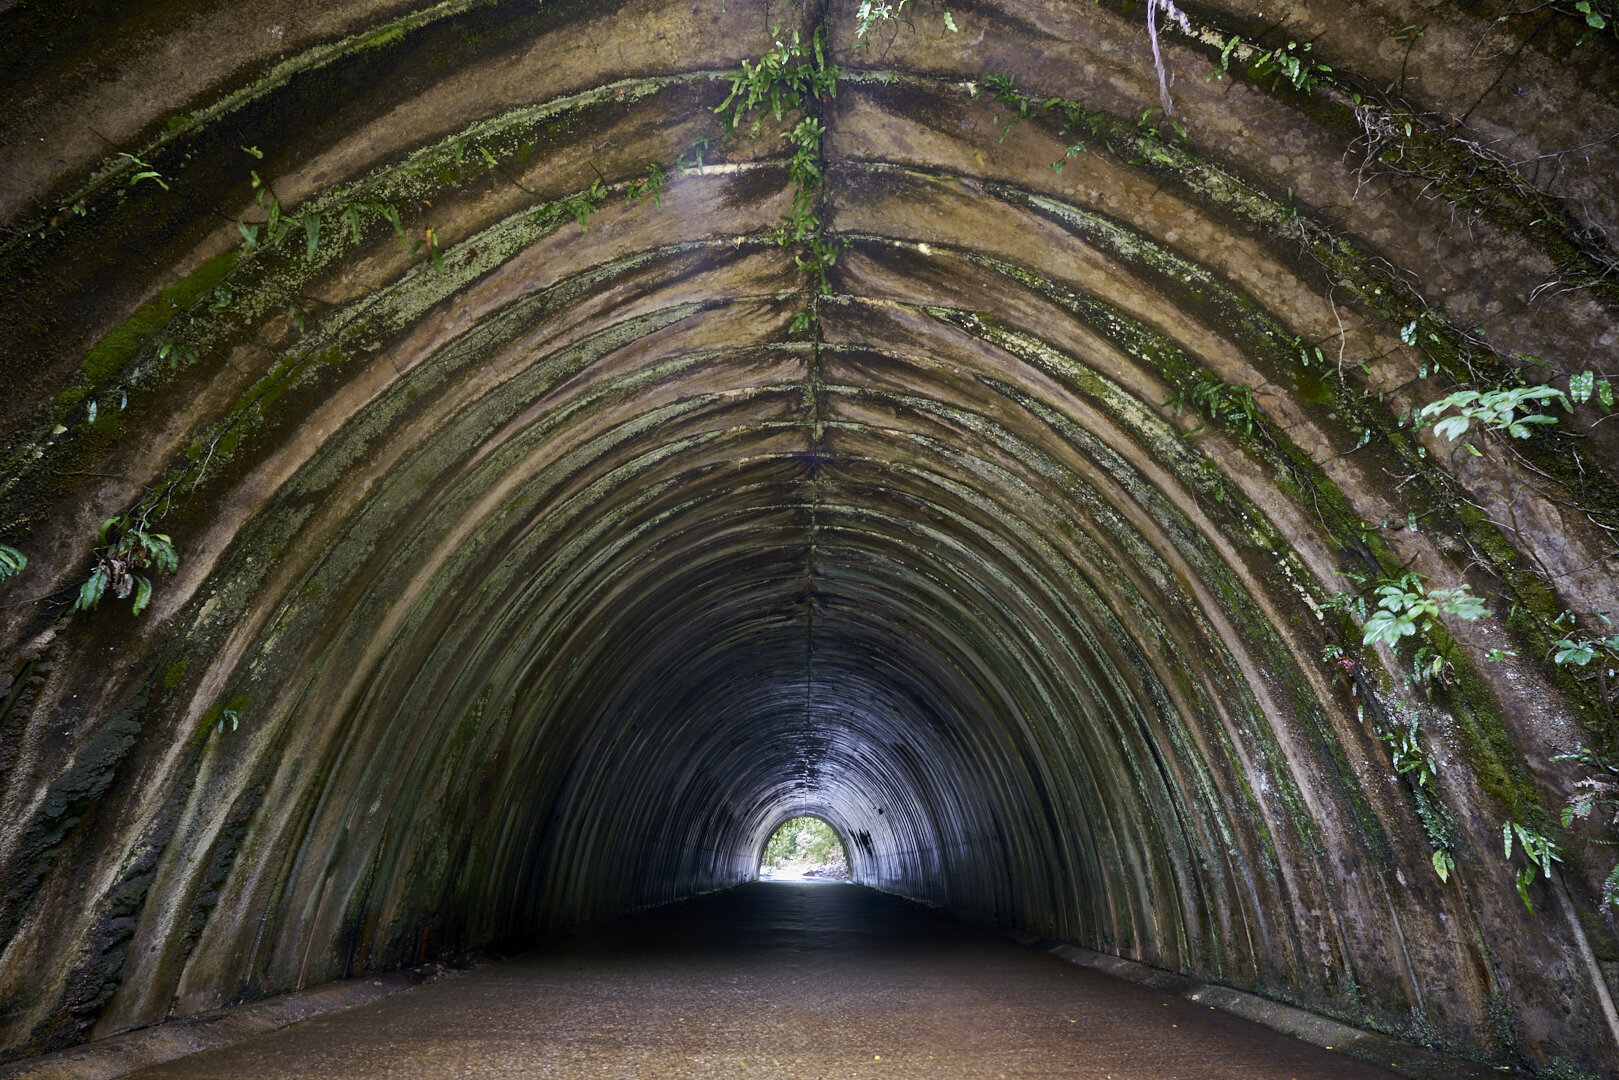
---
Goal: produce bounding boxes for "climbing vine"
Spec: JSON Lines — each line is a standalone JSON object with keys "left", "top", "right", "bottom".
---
{"left": 715, "top": 23, "right": 843, "bottom": 318}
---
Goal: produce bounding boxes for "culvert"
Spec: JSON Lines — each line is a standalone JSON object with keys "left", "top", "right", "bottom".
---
{"left": 1, "top": 0, "right": 1617, "bottom": 1074}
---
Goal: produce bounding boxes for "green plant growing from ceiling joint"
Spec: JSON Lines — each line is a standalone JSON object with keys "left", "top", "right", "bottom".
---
{"left": 716, "top": 23, "right": 843, "bottom": 308}
{"left": 854, "top": 1, "right": 958, "bottom": 40}
{"left": 855, "top": 1, "right": 908, "bottom": 38}
{"left": 1163, "top": 375, "right": 1263, "bottom": 437}
{"left": 1554, "top": 747, "right": 1619, "bottom": 908}
{"left": 1245, "top": 40, "right": 1331, "bottom": 94}
{"left": 715, "top": 26, "right": 838, "bottom": 135}
{"left": 1502, "top": 820, "right": 1562, "bottom": 913}
{"left": 75, "top": 515, "right": 180, "bottom": 616}
{"left": 1417, "top": 384, "right": 1570, "bottom": 449}
{"left": 1561, "top": 0, "right": 1617, "bottom": 43}
{"left": 1548, "top": 610, "right": 1619, "bottom": 748}
{"left": 117, "top": 152, "right": 169, "bottom": 191}
{"left": 1319, "top": 573, "right": 1498, "bottom": 885}
{"left": 1327, "top": 662, "right": 1457, "bottom": 883}
{"left": 1359, "top": 573, "right": 1489, "bottom": 650}
{"left": 624, "top": 163, "right": 668, "bottom": 209}
{"left": 566, "top": 177, "right": 610, "bottom": 232}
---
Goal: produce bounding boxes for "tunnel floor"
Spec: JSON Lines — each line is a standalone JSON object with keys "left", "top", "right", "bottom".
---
{"left": 119, "top": 883, "right": 1399, "bottom": 1080}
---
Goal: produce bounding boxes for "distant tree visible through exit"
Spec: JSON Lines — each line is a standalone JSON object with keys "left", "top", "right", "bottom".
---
{"left": 761, "top": 817, "right": 848, "bottom": 879}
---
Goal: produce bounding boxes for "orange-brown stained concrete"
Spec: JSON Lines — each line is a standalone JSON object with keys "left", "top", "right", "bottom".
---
{"left": 122, "top": 883, "right": 1398, "bottom": 1080}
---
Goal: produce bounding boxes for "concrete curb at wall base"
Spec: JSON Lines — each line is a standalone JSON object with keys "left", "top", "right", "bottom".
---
{"left": 1032, "top": 939, "right": 1531, "bottom": 1080}
{"left": 0, "top": 962, "right": 470, "bottom": 1080}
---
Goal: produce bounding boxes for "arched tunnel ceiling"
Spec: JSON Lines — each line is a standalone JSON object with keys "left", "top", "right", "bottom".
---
{"left": 1, "top": 0, "right": 1618, "bottom": 1073}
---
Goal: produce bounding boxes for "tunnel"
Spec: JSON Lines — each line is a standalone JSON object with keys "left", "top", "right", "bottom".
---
{"left": 1, "top": 0, "right": 1618, "bottom": 1074}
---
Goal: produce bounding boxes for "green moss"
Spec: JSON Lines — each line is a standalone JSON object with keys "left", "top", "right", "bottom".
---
{"left": 916, "top": 299, "right": 1347, "bottom": 863}
{"left": 72, "top": 249, "right": 238, "bottom": 393}
{"left": 960, "top": 93, "right": 1619, "bottom": 799}
{"left": 1294, "top": 371, "right": 1335, "bottom": 405}
{"left": 1445, "top": 672, "right": 1546, "bottom": 817}
{"left": 161, "top": 660, "right": 187, "bottom": 689}
{"left": 930, "top": 223, "right": 1561, "bottom": 880}
{"left": 357, "top": 24, "right": 408, "bottom": 51}
{"left": 85, "top": 403, "right": 126, "bottom": 440}
{"left": 57, "top": 76, "right": 702, "bottom": 515}
{"left": 1579, "top": 909, "right": 1619, "bottom": 962}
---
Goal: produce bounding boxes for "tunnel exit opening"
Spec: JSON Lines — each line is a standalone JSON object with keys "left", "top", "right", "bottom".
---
{"left": 758, "top": 816, "right": 850, "bottom": 882}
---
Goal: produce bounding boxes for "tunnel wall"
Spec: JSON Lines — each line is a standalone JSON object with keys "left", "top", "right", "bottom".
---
{"left": 1, "top": 0, "right": 1618, "bottom": 1074}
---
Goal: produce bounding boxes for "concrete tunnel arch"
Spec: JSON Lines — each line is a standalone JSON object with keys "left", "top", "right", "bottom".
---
{"left": 1, "top": 0, "right": 1618, "bottom": 1074}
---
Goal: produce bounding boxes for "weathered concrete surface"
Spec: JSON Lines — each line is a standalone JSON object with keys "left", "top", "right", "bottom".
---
{"left": 0, "top": 963, "right": 464, "bottom": 1080}
{"left": 1, "top": 0, "right": 1617, "bottom": 1075}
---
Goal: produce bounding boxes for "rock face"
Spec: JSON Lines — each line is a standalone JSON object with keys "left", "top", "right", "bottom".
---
{"left": 0, "top": 0, "right": 1616, "bottom": 1072}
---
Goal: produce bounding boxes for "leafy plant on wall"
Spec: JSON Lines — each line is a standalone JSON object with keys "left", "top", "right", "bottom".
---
{"left": 75, "top": 515, "right": 179, "bottom": 616}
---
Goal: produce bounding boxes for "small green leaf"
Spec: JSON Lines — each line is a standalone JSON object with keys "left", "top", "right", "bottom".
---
{"left": 944, "top": 11, "right": 958, "bottom": 31}
{"left": 77, "top": 566, "right": 109, "bottom": 611}
{"left": 131, "top": 575, "right": 153, "bottom": 616}
{"left": 0, "top": 544, "right": 26, "bottom": 579}
{"left": 1570, "top": 369, "right": 1595, "bottom": 403}
{"left": 1554, "top": 638, "right": 1597, "bottom": 666}
{"left": 1362, "top": 609, "right": 1415, "bottom": 647}
{"left": 1434, "top": 415, "right": 1471, "bottom": 441}
{"left": 1432, "top": 586, "right": 1488, "bottom": 622}
{"left": 380, "top": 203, "right": 404, "bottom": 238}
